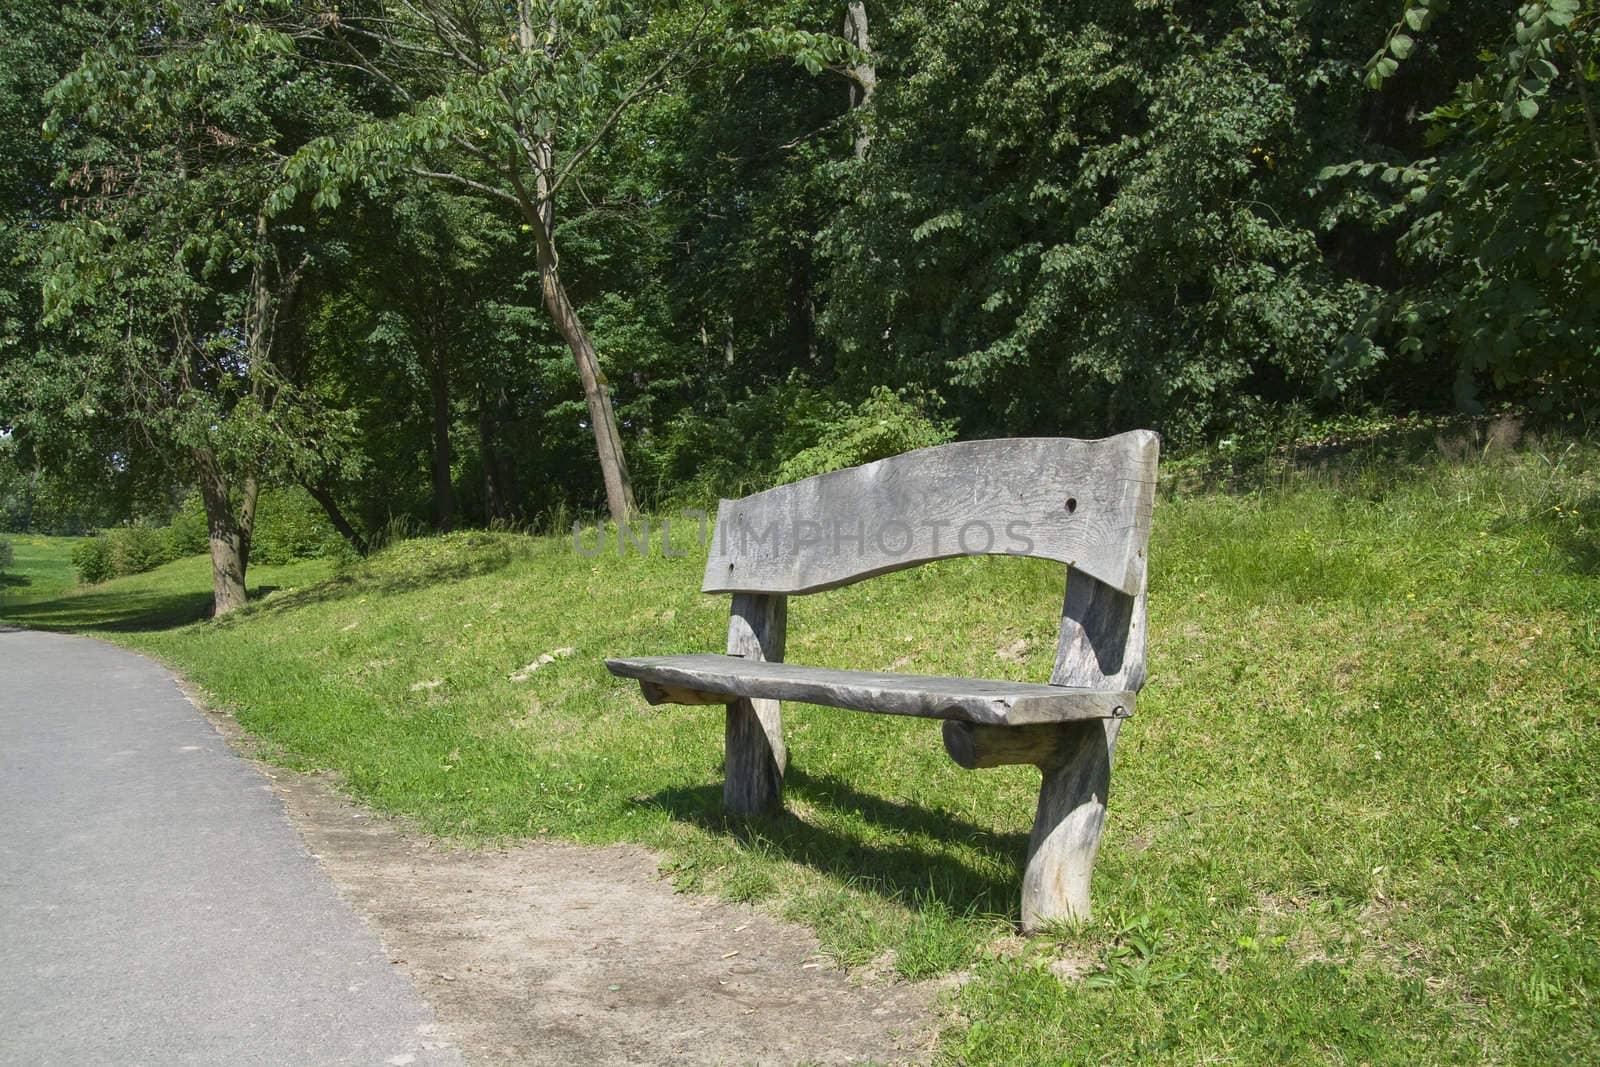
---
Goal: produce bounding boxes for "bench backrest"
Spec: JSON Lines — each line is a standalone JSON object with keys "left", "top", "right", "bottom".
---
{"left": 702, "top": 431, "right": 1159, "bottom": 598}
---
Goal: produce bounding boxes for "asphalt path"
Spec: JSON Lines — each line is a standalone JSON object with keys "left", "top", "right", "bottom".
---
{"left": 0, "top": 628, "right": 461, "bottom": 1066}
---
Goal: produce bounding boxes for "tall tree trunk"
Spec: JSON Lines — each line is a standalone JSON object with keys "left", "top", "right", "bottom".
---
{"left": 189, "top": 214, "right": 279, "bottom": 619}
{"left": 516, "top": 159, "right": 637, "bottom": 523}
{"left": 302, "top": 481, "right": 368, "bottom": 555}
{"left": 194, "top": 449, "right": 256, "bottom": 617}
{"left": 844, "top": 1, "right": 877, "bottom": 159}
{"left": 427, "top": 341, "right": 456, "bottom": 532}
{"left": 512, "top": 0, "right": 636, "bottom": 524}
{"left": 534, "top": 243, "right": 637, "bottom": 523}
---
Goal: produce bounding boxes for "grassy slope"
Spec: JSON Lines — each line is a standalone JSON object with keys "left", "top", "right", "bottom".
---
{"left": 0, "top": 534, "right": 84, "bottom": 600}
{"left": 3, "top": 448, "right": 1597, "bottom": 1064}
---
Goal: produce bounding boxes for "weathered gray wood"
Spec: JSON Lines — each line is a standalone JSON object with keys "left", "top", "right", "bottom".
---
{"left": 609, "top": 431, "right": 1162, "bottom": 931}
{"left": 723, "top": 593, "right": 786, "bottom": 815}
{"left": 1021, "top": 573, "right": 1149, "bottom": 930}
{"left": 638, "top": 680, "right": 725, "bottom": 706}
{"left": 941, "top": 721, "right": 1082, "bottom": 769}
{"left": 1021, "top": 722, "right": 1116, "bottom": 929}
{"left": 605, "top": 654, "right": 1135, "bottom": 726}
{"left": 1053, "top": 570, "right": 1147, "bottom": 692}
{"left": 702, "top": 432, "right": 1159, "bottom": 598}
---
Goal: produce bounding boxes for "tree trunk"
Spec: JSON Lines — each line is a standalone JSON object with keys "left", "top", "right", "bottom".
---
{"left": 525, "top": 199, "right": 637, "bottom": 524}
{"left": 549, "top": 267, "right": 637, "bottom": 524}
{"left": 505, "top": 6, "right": 637, "bottom": 525}
{"left": 844, "top": 1, "right": 877, "bottom": 159}
{"left": 427, "top": 342, "right": 456, "bottom": 533}
{"left": 302, "top": 481, "right": 368, "bottom": 555}
{"left": 195, "top": 450, "right": 255, "bottom": 617}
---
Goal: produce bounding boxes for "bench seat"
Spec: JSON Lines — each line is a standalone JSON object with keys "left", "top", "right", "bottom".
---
{"left": 605, "top": 653, "right": 1134, "bottom": 726}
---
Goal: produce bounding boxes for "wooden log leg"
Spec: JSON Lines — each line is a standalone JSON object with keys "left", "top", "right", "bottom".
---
{"left": 724, "top": 695, "right": 784, "bottom": 815}
{"left": 1020, "top": 719, "right": 1121, "bottom": 932}
{"left": 723, "top": 593, "right": 787, "bottom": 816}
{"left": 943, "top": 718, "right": 1122, "bottom": 930}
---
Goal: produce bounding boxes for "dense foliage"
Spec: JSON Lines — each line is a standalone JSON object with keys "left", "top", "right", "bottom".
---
{"left": 0, "top": 0, "right": 1595, "bottom": 605}
{"left": 68, "top": 487, "right": 344, "bottom": 584}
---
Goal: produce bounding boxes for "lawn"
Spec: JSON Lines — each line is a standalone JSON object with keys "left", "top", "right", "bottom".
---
{"left": 0, "top": 534, "right": 85, "bottom": 601}
{"left": 3, "top": 439, "right": 1597, "bottom": 1064}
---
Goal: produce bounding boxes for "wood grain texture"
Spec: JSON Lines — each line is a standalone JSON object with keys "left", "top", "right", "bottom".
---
{"left": 1020, "top": 722, "right": 1117, "bottom": 930}
{"left": 941, "top": 721, "right": 1082, "bottom": 769}
{"left": 722, "top": 593, "right": 786, "bottom": 815}
{"left": 1020, "top": 572, "right": 1150, "bottom": 930}
{"left": 701, "top": 432, "right": 1159, "bottom": 597}
{"left": 605, "top": 654, "right": 1135, "bottom": 726}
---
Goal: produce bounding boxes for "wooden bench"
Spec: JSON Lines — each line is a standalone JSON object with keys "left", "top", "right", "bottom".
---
{"left": 606, "top": 431, "right": 1158, "bottom": 930}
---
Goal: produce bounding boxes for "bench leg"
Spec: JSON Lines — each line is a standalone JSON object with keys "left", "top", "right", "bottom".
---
{"left": 725, "top": 696, "right": 784, "bottom": 815}
{"left": 1020, "top": 719, "right": 1121, "bottom": 932}
{"left": 723, "top": 593, "right": 787, "bottom": 816}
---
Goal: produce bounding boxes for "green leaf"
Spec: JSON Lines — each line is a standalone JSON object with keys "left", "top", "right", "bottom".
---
{"left": 1389, "top": 34, "right": 1414, "bottom": 60}
{"left": 1404, "top": 7, "right": 1431, "bottom": 31}
{"left": 1516, "top": 97, "right": 1540, "bottom": 120}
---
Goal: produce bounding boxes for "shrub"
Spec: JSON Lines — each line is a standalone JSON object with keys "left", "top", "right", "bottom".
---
{"left": 107, "top": 523, "right": 175, "bottom": 577}
{"left": 64, "top": 487, "right": 343, "bottom": 585}
{"left": 161, "top": 487, "right": 345, "bottom": 565}
{"left": 637, "top": 380, "right": 956, "bottom": 504}
{"left": 71, "top": 537, "right": 112, "bottom": 584}
{"left": 636, "top": 376, "right": 844, "bottom": 505}
{"left": 73, "top": 522, "right": 180, "bottom": 584}
{"left": 776, "top": 387, "right": 956, "bottom": 483}
{"left": 167, "top": 493, "right": 210, "bottom": 557}
{"left": 250, "top": 486, "right": 340, "bottom": 565}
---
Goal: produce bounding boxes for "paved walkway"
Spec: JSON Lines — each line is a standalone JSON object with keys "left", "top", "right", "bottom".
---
{"left": 0, "top": 629, "right": 461, "bottom": 1066}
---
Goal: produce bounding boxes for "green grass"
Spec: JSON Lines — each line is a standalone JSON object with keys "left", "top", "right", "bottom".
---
{"left": 3, "top": 443, "right": 1597, "bottom": 1064}
{"left": 0, "top": 534, "right": 85, "bottom": 601}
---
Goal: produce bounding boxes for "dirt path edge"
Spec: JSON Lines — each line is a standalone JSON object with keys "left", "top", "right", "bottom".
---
{"left": 181, "top": 679, "right": 947, "bottom": 1066}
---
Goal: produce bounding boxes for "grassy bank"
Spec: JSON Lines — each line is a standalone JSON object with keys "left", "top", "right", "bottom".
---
{"left": 0, "top": 534, "right": 83, "bottom": 600}
{"left": 3, "top": 442, "right": 1597, "bottom": 1064}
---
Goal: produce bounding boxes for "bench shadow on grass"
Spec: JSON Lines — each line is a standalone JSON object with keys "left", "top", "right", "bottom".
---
{"left": 647, "top": 767, "right": 1029, "bottom": 921}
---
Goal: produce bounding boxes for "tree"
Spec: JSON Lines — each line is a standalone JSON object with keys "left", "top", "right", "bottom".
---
{"left": 285, "top": 0, "right": 851, "bottom": 522}
{"left": 16, "top": 0, "right": 361, "bottom": 614}
{"left": 1342, "top": 0, "right": 1600, "bottom": 410}
{"left": 842, "top": 1, "right": 876, "bottom": 159}
{"left": 302, "top": 183, "right": 525, "bottom": 533}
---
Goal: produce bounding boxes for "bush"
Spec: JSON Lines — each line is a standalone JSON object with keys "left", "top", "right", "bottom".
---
{"left": 69, "top": 486, "right": 344, "bottom": 586}
{"left": 776, "top": 387, "right": 956, "bottom": 483}
{"left": 71, "top": 537, "right": 112, "bottom": 584}
{"left": 159, "top": 487, "right": 346, "bottom": 565}
{"left": 107, "top": 523, "right": 175, "bottom": 577}
{"left": 74, "top": 521, "right": 186, "bottom": 584}
{"left": 250, "top": 486, "right": 341, "bottom": 565}
{"left": 0, "top": 539, "right": 12, "bottom": 576}
{"left": 167, "top": 493, "right": 210, "bottom": 557}
{"left": 636, "top": 376, "right": 843, "bottom": 505}
{"left": 637, "top": 379, "right": 955, "bottom": 504}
